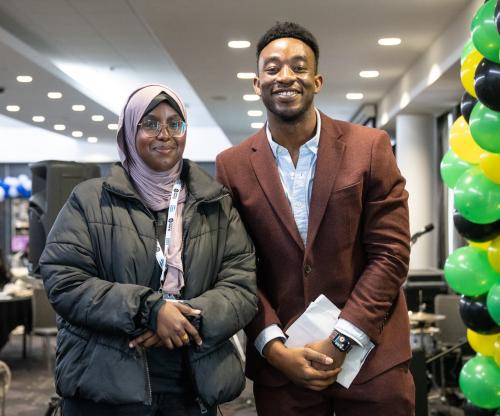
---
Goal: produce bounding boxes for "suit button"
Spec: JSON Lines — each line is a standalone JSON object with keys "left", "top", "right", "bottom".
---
{"left": 304, "top": 264, "right": 312, "bottom": 274}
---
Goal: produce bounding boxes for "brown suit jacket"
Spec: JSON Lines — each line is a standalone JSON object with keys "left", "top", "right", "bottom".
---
{"left": 216, "top": 112, "right": 411, "bottom": 387}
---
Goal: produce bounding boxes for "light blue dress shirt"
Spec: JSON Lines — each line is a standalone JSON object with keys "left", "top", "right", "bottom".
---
{"left": 254, "top": 109, "right": 369, "bottom": 356}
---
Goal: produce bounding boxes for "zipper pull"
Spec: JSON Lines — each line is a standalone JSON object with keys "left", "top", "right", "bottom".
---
{"left": 195, "top": 396, "right": 208, "bottom": 414}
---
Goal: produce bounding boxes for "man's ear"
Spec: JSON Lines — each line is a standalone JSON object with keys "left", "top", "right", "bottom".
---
{"left": 253, "top": 76, "right": 262, "bottom": 96}
{"left": 314, "top": 74, "right": 323, "bottom": 94}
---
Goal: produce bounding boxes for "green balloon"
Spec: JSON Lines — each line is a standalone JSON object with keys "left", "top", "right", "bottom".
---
{"left": 440, "top": 149, "right": 473, "bottom": 188}
{"left": 470, "top": 103, "right": 500, "bottom": 154}
{"left": 445, "top": 246, "right": 499, "bottom": 296}
{"left": 461, "top": 38, "right": 476, "bottom": 65}
{"left": 487, "top": 283, "right": 500, "bottom": 325}
{"left": 455, "top": 167, "right": 500, "bottom": 224}
{"left": 459, "top": 355, "right": 500, "bottom": 409}
{"left": 471, "top": 0, "right": 500, "bottom": 63}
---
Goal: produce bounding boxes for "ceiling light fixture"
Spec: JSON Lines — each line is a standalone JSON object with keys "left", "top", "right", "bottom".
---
{"left": 87, "top": 137, "right": 98, "bottom": 143}
{"left": 251, "top": 122, "right": 264, "bottom": 129}
{"left": 107, "top": 123, "right": 118, "bottom": 130}
{"left": 346, "top": 93, "right": 364, "bottom": 100}
{"left": 228, "top": 40, "right": 251, "bottom": 49}
{"left": 91, "top": 115, "right": 104, "bottom": 122}
{"left": 378, "top": 38, "right": 401, "bottom": 46}
{"left": 243, "top": 94, "right": 260, "bottom": 101}
{"left": 47, "top": 92, "right": 63, "bottom": 99}
{"left": 72, "top": 105, "right": 86, "bottom": 111}
{"left": 6, "top": 105, "right": 20, "bottom": 112}
{"left": 248, "top": 110, "right": 263, "bottom": 117}
{"left": 72, "top": 131, "right": 83, "bottom": 138}
{"left": 32, "top": 116, "right": 45, "bottom": 122}
{"left": 54, "top": 124, "right": 66, "bottom": 131}
{"left": 237, "top": 72, "right": 256, "bottom": 79}
{"left": 16, "top": 75, "right": 33, "bottom": 83}
{"left": 359, "top": 70, "right": 380, "bottom": 78}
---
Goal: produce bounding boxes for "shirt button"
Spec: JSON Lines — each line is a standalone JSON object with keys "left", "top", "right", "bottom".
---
{"left": 304, "top": 264, "right": 312, "bottom": 274}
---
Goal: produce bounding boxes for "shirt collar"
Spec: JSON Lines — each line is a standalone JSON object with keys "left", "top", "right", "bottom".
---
{"left": 266, "top": 108, "right": 321, "bottom": 158}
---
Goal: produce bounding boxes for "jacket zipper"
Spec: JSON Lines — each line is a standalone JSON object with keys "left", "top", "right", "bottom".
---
{"left": 141, "top": 347, "right": 153, "bottom": 405}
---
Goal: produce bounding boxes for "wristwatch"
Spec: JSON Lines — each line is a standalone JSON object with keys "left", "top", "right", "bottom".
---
{"left": 330, "top": 331, "right": 353, "bottom": 353}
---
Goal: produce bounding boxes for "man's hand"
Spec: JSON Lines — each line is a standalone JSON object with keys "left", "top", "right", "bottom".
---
{"left": 264, "top": 339, "right": 341, "bottom": 391}
{"left": 306, "top": 339, "right": 346, "bottom": 374}
{"left": 129, "top": 330, "right": 164, "bottom": 349}
{"left": 156, "top": 302, "right": 203, "bottom": 349}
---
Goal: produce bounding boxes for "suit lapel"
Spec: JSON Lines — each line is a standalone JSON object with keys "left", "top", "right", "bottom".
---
{"left": 306, "top": 113, "right": 346, "bottom": 251}
{"left": 250, "top": 131, "right": 304, "bottom": 250}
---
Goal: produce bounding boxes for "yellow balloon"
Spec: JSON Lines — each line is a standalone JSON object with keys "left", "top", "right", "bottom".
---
{"left": 480, "top": 152, "right": 500, "bottom": 184}
{"left": 494, "top": 336, "right": 500, "bottom": 366}
{"left": 468, "top": 240, "right": 491, "bottom": 250}
{"left": 460, "top": 48, "right": 482, "bottom": 97}
{"left": 449, "top": 116, "right": 484, "bottom": 164}
{"left": 467, "top": 329, "right": 497, "bottom": 356}
{"left": 488, "top": 236, "right": 500, "bottom": 272}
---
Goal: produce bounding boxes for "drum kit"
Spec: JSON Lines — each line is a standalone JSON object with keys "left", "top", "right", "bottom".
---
{"left": 408, "top": 309, "right": 446, "bottom": 356}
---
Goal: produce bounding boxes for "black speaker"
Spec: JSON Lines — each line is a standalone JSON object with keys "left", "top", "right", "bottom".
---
{"left": 28, "top": 161, "right": 101, "bottom": 276}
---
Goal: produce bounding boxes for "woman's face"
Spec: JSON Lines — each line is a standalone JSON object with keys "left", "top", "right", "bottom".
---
{"left": 135, "top": 102, "right": 186, "bottom": 172}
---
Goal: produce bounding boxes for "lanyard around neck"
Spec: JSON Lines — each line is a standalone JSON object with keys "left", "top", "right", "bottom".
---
{"left": 155, "top": 179, "right": 182, "bottom": 288}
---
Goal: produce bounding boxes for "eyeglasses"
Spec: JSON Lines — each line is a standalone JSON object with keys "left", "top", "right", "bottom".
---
{"left": 138, "top": 119, "right": 187, "bottom": 138}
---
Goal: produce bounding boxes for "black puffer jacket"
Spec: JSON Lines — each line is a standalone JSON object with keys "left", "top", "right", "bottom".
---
{"left": 40, "top": 161, "right": 257, "bottom": 406}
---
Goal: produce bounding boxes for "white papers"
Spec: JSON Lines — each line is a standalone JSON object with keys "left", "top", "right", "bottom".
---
{"left": 285, "top": 294, "right": 374, "bottom": 388}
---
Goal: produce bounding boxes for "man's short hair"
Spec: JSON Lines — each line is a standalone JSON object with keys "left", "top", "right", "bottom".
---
{"left": 256, "top": 22, "right": 319, "bottom": 71}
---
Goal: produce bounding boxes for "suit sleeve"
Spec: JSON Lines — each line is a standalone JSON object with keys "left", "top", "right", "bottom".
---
{"left": 339, "top": 132, "right": 410, "bottom": 343}
{"left": 216, "top": 153, "right": 282, "bottom": 343}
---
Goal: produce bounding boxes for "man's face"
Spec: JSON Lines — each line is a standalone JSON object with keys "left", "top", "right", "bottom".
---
{"left": 254, "top": 37, "right": 323, "bottom": 122}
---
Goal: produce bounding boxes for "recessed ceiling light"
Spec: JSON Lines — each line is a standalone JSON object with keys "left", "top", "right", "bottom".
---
{"left": 54, "top": 124, "right": 66, "bottom": 131}
{"left": 72, "top": 105, "right": 86, "bottom": 111}
{"left": 107, "top": 123, "right": 118, "bottom": 130}
{"left": 237, "top": 72, "right": 256, "bottom": 79}
{"left": 72, "top": 131, "right": 83, "bottom": 138}
{"left": 48, "top": 92, "right": 63, "bottom": 99}
{"left": 16, "top": 75, "right": 32, "bottom": 83}
{"left": 91, "top": 115, "right": 104, "bottom": 122}
{"left": 87, "top": 137, "right": 98, "bottom": 143}
{"left": 346, "top": 93, "right": 364, "bottom": 100}
{"left": 6, "top": 105, "right": 20, "bottom": 112}
{"left": 251, "top": 122, "right": 264, "bottom": 129}
{"left": 243, "top": 94, "right": 260, "bottom": 101}
{"left": 32, "top": 116, "right": 45, "bottom": 122}
{"left": 359, "top": 70, "right": 380, "bottom": 78}
{"left": 228, "top": 40, "right": 251, "bottom": 49}
{"left": 248, "top": 110, "right": 263, "bottom": 117}
{"left": 378, "top": 38, "right": 401, "bottom": 46}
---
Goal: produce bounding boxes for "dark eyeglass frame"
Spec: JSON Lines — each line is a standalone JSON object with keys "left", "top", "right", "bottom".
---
{"left": 138, "top": 118, "right": 187, "bottom": 138}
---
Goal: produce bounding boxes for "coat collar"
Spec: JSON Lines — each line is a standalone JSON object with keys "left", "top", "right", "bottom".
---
{"left": 104, "top": 161, "right": 226, "bottom": 206}
{"left": 249, "top": 111, "right": 345, "bottom": 251}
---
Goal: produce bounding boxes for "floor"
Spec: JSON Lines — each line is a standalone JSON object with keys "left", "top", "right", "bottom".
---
{"left": 0, "top": 333, "right": 468, "bottom": 416}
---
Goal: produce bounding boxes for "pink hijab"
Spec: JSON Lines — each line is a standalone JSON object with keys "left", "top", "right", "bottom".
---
{"left": 117, "top": 84, "right": 187, "bottom": 296}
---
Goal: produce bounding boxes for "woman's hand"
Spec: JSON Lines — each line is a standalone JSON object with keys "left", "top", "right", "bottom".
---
{"left": 129, "top": 330, "right": 164, "bottom": 349}
{"left": 156, "top": 302, "right": 203, "bottom": 349}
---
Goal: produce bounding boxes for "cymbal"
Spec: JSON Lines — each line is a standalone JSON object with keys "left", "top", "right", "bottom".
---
{"left": 411, "top": 326, "right": 440, "bottom": 334}
{"left": 408, "top": 311, "right": 446, "bottom": 322}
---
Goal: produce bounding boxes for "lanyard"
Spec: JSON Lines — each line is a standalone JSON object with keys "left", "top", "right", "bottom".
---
{"left": 155, "top": 179, "right": 182, "bottom": 290}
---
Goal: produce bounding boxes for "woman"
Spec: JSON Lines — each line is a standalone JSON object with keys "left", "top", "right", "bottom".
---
{"left": 40, "top": 84, "right": 257, "bottom": 415}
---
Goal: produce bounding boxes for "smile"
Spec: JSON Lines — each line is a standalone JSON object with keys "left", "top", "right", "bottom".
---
{"left": 273, "top": 90, "right": 300, "bottom": 97}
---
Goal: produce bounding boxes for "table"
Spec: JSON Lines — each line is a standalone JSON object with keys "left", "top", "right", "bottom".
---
{"left": 0, "top": 296, "right": 32, "bottom": 357}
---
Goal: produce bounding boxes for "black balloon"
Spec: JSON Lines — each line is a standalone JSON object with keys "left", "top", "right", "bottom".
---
{"left": 460, "top": 295, "right": 500, "bottom": 334}
{"left": 461, "top": 92, "right": 478, "bottom": 123}
{"left": 453, "top": 211, "right": 500, "bottom": 242}
{"left": 463, "top": 400, "right": 498, "bottom": 415}
{"left": 474, "top": 58, "right": 500, "bottom": 112}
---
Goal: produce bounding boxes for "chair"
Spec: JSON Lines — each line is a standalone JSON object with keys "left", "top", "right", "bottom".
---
{"left": 30, "top": 286, "right": 58, "bottom": 373}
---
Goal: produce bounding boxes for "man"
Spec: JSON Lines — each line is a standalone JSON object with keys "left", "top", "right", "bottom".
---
{"left": 216, "top": 22, "right": 414, "bottom": 415}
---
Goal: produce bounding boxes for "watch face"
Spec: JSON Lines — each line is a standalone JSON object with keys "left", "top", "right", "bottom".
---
{"left": 332, "top": 333, "right": 352, "bottom": 352}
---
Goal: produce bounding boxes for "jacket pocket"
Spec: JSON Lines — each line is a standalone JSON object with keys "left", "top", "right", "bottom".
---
{"left": 189, "top": 339, "right": 245, "bottom": 407}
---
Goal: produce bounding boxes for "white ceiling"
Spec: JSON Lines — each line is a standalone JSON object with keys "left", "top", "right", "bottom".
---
{"left": 0, "top": 0, "right": 475, "bottom": 150}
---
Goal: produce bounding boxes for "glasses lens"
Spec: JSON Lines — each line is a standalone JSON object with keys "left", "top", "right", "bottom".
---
{"left": 142, "top": 120, "right": 160, "bottom": 135}
{"left": 167, "top": 120, "right": 186, "bottom": 137}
